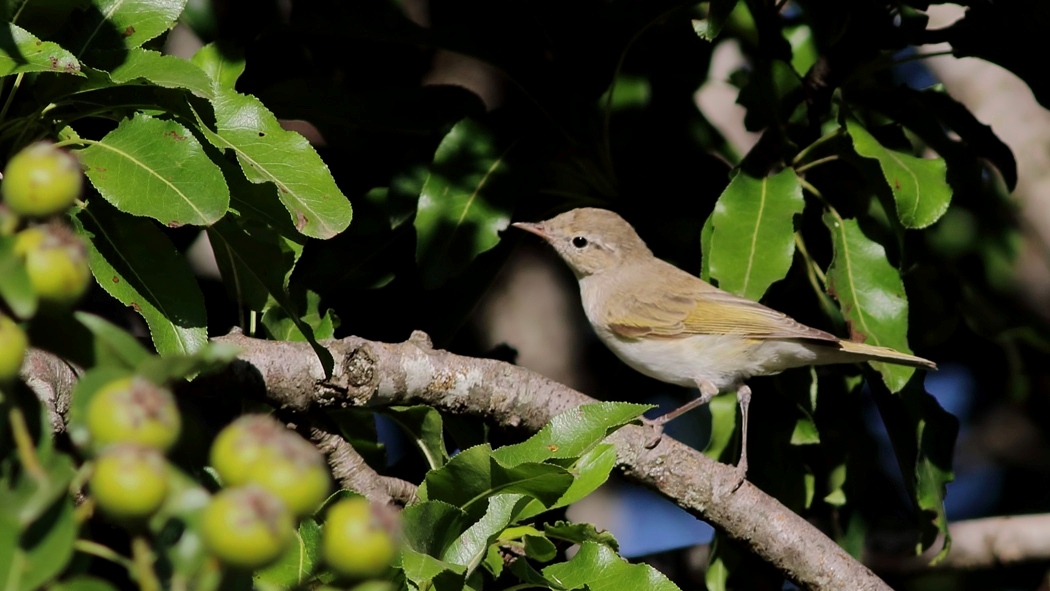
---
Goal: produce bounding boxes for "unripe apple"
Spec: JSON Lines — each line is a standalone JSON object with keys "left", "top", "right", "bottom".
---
{"left": 201, "top": 485, "right": 295, "bottom": 570}
{"left": 322, "top": 497, "right": 399, "bottom": 580}
{"left": 0, "top": 314, "right": 27, "bottom": 383}
{"left": 14, "top": 224, "right": 90, "bottom": 309}
{"left": 1, "top": 142, "right": 83, "bottom": 218}
{"left": 90, "top": 444, "right": 169, "bottom": 522}
{"left": 85, "top": 376, "right": 181, "bottom": 453}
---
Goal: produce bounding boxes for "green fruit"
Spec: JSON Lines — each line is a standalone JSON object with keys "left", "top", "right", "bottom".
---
{"left": 201, "top": 485, "right": 294, "bottom": 570}
{"left": 90, "top": 445, "right": 169, "bottom": 522}
{"left": 210, "top": 414, "right": 330, "bottom": 516}
{"left": 85, "top": 376, "right": 181, "bottom": 452}
{"left": 14, "top": 225, "right": 90, "bottom": 309}
{"left": 0, "top": 315, "right": 27, "bottom": 383}
{"left": 322, "top": 497, "right": 398, "bottom": 580}
{"left": 1, "top": 142, "right": 83, "bottom": 217}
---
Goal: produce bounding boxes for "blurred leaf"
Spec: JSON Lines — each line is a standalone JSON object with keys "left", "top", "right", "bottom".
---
{"left": 542, "top": 542, "right": 680, "bottom": 591}
{"left": 136, "top": 341, "right": 239, "bottom": 383}
{"left": 72, "top": 0, "right": 186, "bottom": 56}
{"left": 256, "top": 518, "right": 321, "bottom": 587}
{"left": 737, "top": 60, "right": 803, "bottom": 132}
{"left": 790, "top": 417, "right": 819, "bottom": 445}
{"left": 846, "top": 119, "right": 951, "bottom": 229}
{"left": 704, "top": 393, "right": 738, "bottom": 463}
{"left": 700, "top": 213, "right": 714, "bottom": 282}
{"left": 419, "top": 445, "right": 574, "bottom": 518}
{"left": 72, "top": 199, "right": 208, "bottom": 356}
{"left": 0, "top": 22, "right": 82, "bottom": 77}
{"left": 823, "top": 462, "right": 847, "bottom": 507}
{"left": 381, "top": 406, "right": 450, "bottom": 470}
{"left": 20, "top": 496, "right": 76, "bottom": 591}
{"left": 208, "top": 217, "right": 334, "bottom": 376}
{"left": 706, "top": 168, "right": 803, "bottom": 300}
{"left": 50, "top": 576, "right": 120, "bottom": 591}
{"left": 414, "top": 118, "right": 517, "bottom": 288}
{"left": 106, "top": 48, "right": 213, "bottom": 98}
{"left": 77, "top": 113, "right": 230, "bottom": 227}
{"left": 75, "top": 312, "right": 151, "bottom": 368}
{"left": 443, "top": 494, "right": 531, "bottom": 571}
{"left": 202, "top": 88, "right": 352, "bottom": 239}
{"left": 823, "top": 213, "right": 916, "bottom": 392}
{"left": 190, "top": 42, "right": 245, "bottom": 90}
{"left": 0, "top": 235, "right": 37, "bottom": 319}
{"left": 693, "top": 0, "right": 740, "bottom": 41}
{"left": 491, "top": 402, "right": 649, "bottom": 465}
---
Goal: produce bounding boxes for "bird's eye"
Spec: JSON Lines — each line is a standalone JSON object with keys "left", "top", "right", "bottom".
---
{"left": 571, "top": 236, "right": 588, "bottom": 248}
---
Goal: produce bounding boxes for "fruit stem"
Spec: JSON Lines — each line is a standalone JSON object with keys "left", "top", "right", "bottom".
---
{"left": 0, "top": 73, "right": 24, "bottom": 123}
{"left": 8, "top": 406, "right": 46, "bottom": 481}
{"left": 74, "top": 539, "right": 136, "bottom": 571}
{"left": 131, "top": 534, "right": 163, "bottom": 591}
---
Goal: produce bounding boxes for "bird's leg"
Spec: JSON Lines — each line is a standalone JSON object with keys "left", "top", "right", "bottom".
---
{"left": 643, "top": 380, "right": 721, "bottom": 449}
{"left": 729, "top": 383, "right": 752, "bottom": 493}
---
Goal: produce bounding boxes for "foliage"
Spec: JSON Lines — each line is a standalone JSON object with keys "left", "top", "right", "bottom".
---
{"left": 0, "top": 0, "right": 1047, "bottom": 589}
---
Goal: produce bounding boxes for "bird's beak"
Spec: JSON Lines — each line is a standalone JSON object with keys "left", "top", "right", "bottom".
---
{"left": 511, "top": 222, "right": 551, "bottom": 240}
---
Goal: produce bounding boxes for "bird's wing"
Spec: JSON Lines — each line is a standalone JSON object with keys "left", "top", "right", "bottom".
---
{"left": 604, "top": 264, "right": 838, "bottom": 342}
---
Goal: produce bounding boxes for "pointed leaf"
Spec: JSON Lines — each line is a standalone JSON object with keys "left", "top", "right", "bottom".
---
{"left": 693, "top": 0, "right": 740, "bottom": 41}
{"left": 846, "top": 119, "right": 952, "bottom": 229}
{"left": 705, "top": 168, "right": 804, "bottom": 300}
{"left": 260, "top": 289, "right": 338, "bottom": 342}
{"left": 74, "top": 311, "right": 152, "bottom": 368}
{"left": 443, "top": 494, "right": 531, "bottom": 571}
{"left": 72, "top": 0, "right": 186, "bottom": 56}
{"left": 516, "top": 443, "right": 618, "bottom": 520}
{"left": 823, "top": 213, "right": 915, "bottom": 392}
{"left": 205, "top": 88, "right": 352, "bottom": 239}
{"left": 107, "top": 48, "right": 213, "bottom": 98}
{"left": 492, "top": 402, "right": 649, "bottom": 465}
{"left": 256, "top": 518, "right": 321, "bottom": 587}
{"left": 401, "top": 548, "right": 466, "bottom": 591}
{"left": 401, "top": 501, "right": 471, "bottom": 558}
{"left": 191, "top": 42, "right": 245, "bottom": 90}
{"left": 415, "top": 119, "right": 517, "bottom": 288}
{"left": 72, "top": 200, "right": 208, "bottom": 356}
{"left": 543, "top": 522, "right": 619, "bottom": 551}
{"left": 77, "top": 113, "right": 230, "bottom": 226}
{"left": 0, "top": 23, "right": 82, "bottom": 77}
{"left": 542, "top": 542, "right": 681, "bottom": 591}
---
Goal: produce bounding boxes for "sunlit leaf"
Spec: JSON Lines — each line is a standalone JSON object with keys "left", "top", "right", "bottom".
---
{"left": 0, "top": 23, "right": 82, "bottom": 77}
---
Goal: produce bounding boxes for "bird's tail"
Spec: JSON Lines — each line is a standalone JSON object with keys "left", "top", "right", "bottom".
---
{"left": 835, "top": 340, "right": 937, "bottom": 370}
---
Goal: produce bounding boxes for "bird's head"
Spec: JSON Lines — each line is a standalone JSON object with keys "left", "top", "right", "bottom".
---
{"left": 512, "top": 208, "right": 652, "bottom": 278}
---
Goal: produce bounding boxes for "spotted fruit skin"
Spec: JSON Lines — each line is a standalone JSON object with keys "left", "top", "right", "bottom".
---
{"left": 201, "top": 485, "right": 295, "bottom": 570}
{"left": 90, "top": 445, "right": 169, "bottom": 522}
{"left": 0, "top": 315, "right": 27, "bottom": 383}
{"left": 1, "top": 142, "right": 83, "bottom": 218}
{"left": 85, "top": 376, "right": 181, "bottom": 453}
{"left": 14, "top": 225, "right": 90, "bottom": 309}
{"left": 322, "top": 497, "right": 398, "bottom": 580}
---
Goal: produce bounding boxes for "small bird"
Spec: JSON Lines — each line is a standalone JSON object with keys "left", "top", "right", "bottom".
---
{"left": 513, "top": 207, "right": 935, "bottom": 488}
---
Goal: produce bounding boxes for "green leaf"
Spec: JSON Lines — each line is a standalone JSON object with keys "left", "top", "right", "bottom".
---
{"left": 543, "top": 522, "right": 619, "bottom": 551}
{"left": 542, "top": 542, "right": 681, "bottom": 591}
{"left": 699, "top": 212, "right": 714, "bottom": 282}
{"left": 419, "top": 445, "right": 574, "bottom": 518}
{"left": 823, "top": 213, "right": 916, "bottom": 392}
{"left": 705, "top": 168, "right": 804, "bottom": 300}
{"left": 136, "top": 341, "right": 239, "bottom": 384}
{"left": 203, "top": 88, "right": 352, "bottom": 239}
{"left": 491, "top": 402, "right": 649, "bottom": 465}
{"left": 704, "top": 393, "right": 738, "bottom": 463}
{"left": 72, "top": 0, "right": 186, "bottom": 56}
{"left": 401, "top": 548, "right": 466, "bottom": 591}
{"left": 207, "top": 217, "right": 334, "bottom": 376}
{"left": 846, "top": 119, "right": 952, "bottom": 229}
{"left": 523, "top": 534, "right": 557, "bottom": 562}
{"left": 400, "top": 501, "right": 471, "bottom": 558}
{"left": 74, "top": 312, "right": 152, "bottom": 368}
{"left": 20, "top": 496, "right": 77, "bottom": 591}
{"left": 0, "top": 235, "right": 37, "bottom": 319}
{"left": 77, "top": 113, "right": 230, "bottom": 227}
{"left": 50, "top": 576, "right": 120, "bottom": 591}
{"left": 517, "top": 444, "right": 618, "bottom": 521}
{"left": 381, "top": 406, "right": 450, "bottom": 470}
{"left": 790, "top": 417, "right": 819, "bottom": 445}
{"left": 693, "top": 0, "right": 741, "bottom": 41}
{"left": 190, "top": 42, "right": 245, "bottom": 90}
{"left": 443, "top": 494, "right": 531, "bottom": 572}
{"left": 872, "top": 377, "right": 957, "bottom": 561}
{"left": 260, "top": 289, "right": 338, "bottom": 342}
{"left": 256, "top": 518, "right": 321, "bottom": 587}
{"left": 823, "top": 462, "right": 847, "bottom": 507}
{"left": 0, "top": 22, "right": 82, "bottom": 77}
{"left": 414, "top": 118, "right": 517, "bottom": 288}
{"left": 72, "top": 200, "right": 208, "bottom": 356}
{"left": 107, "top": 48, "right": 214, "bottom": 99}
